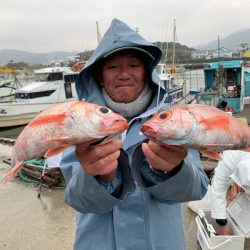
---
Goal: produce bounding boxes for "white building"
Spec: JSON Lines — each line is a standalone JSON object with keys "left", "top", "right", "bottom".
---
{"left": 191, "top": 47, "right": 233, "bottom": 59}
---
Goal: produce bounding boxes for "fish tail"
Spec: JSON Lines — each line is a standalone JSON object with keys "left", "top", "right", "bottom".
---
{"left": 3, "top": 162, "right": 24, "bottom": 185}
{"left": 200, "top": 150, "right": 222, "bottom": 161}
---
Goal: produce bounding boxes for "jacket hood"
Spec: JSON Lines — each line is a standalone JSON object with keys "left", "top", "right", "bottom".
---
{"left": 75, "top": 18, "right": 165, "bottom": 104}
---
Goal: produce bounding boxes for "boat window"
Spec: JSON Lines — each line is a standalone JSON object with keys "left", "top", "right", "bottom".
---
{"left": 225, "top": 69, "right": 238, "bottom": 87}
{"left": 34, "top": 73, "right": 49, "bottom": 82}
{"left": 155, "top": 64, "right": 166, "bottom": 74}
{"left": 64, "top": 74, "right": 78, "bottom": 83}
{"left": 64, "top": 83, "right": 73, "bottom": 98}
{"left": 48, "top": 73, "right": 63, "bottom": 81}
{"left": 34, "top": 72, "right": 63, "bottom": 82}
{"left": 15, "top": 90, "right": 55, "bottom": 99}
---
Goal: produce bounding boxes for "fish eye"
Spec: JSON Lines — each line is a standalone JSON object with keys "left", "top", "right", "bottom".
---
{"left": 99, "top": 106, "right": 110, "bottom": 114}
{"left": 159, "top": 112, "right": 167, "bottom": 119}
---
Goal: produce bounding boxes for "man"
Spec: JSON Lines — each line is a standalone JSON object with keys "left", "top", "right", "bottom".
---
{"left": 60, "top": 18, "right": 208, "bottom": 250}
{"left": 211, "top": 150, "right": 250, "bottom": 235}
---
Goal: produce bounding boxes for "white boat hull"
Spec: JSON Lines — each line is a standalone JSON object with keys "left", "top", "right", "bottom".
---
{"left": 0, "top": 101, "right": 71, "bottom": 128}
{"left": 0, "top": 87, "right": 16, "bottom": 101}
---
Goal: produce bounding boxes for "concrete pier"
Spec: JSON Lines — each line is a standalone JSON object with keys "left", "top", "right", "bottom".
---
{"left": 1, "top": 105, "right": 250, "bottom": 249}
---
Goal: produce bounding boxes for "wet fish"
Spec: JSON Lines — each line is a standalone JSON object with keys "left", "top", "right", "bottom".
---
{"left": 141, "top": 104, "right": 250, "bottom": 159}
{"left": 4, "top": 101, "right": 128, "bottom": 184}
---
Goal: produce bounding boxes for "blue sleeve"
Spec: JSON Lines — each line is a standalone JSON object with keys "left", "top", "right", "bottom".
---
{"left": 140, "top": 157, "right": 183, "bottom": 185}
{"left": 131, "top": 145, "right": 209, "bottom": 203}
{"left": 60, "top": 146, "right": 135, "bottom": 214}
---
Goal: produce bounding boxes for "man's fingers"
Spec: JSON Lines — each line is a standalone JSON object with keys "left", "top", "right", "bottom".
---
{"left": 142, "top": 141, "right": 187, "bottom": 172}
{"left": 147, "top": 141, "right": 187, "bottom": 163}
{"left": 142, "top": 143, "right": 173, "bottom": 171}
{"left": 92, "top": 150, "right": 120, "bottom": 171}
{"left": 76, "top": 139, "right": 122, "bottom": 164}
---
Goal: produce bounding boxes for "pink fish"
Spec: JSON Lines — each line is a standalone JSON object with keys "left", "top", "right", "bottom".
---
{"left": 141, "top": 104, "right": 250, "bottom": 159}
{"left": 4, "top": 101, "right": 128, "bottom": 184}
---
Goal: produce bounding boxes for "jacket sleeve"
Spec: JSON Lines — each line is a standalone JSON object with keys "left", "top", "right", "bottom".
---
{"left": 60, "top": 146, "right": 135, "bottom": 214}
{"left": 132, "top": 145, "right": 209, "bottom": 203}
{"left": 211, "top": 151, "right": 238, "bottom": 219}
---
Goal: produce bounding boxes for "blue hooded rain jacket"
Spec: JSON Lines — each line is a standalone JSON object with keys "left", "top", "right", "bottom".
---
{"left": 60, "top": 18, "right": 209, "bottom": 250}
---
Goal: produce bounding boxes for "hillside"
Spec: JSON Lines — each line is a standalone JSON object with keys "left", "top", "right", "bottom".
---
{"left": 154, "top": 41, "right": 195, "bottom": 63}
{"left": 0, "top": 49, "right": 79, "bottom": 66}
{"left": 1, "top": 27, "right": 249, "bottom": 66}
{"left": 200, "top": 28, "right": 250, "bottom": 51}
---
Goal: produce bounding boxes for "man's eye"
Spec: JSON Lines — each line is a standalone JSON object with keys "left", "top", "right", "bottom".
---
{"left": 130, "top": 64, "right": 140, "bottom": 68}
{"left": 106, "top": 64, "right": 118, "bottom": 69}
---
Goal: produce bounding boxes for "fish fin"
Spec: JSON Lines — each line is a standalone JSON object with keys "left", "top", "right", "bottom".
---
{"left": 44, "top": 137, "right": 74, "bottom": 144}
{"left": 3, "top": 161, "right": 24, "bottom": 185}
{"left": 45, "top": 145, "right": 69, "bottom": 158}
{"left": 241, "top": 147, "right": 250, "bottom": 153}
{"left": 200, "top": 116, "right": 231, "bottom": 131}
{"left": 201, "top": 143, "right": 234, "bottom": 150}
{"left": 28, "top": 113, "right": 67, "bottom": 127}
{"left": 200, "top": 150, "right": 222, "bottom": 161}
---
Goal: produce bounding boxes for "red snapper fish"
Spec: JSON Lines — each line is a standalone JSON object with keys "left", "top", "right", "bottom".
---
{"left": 4, "top": 101, "right": 128, "bottom": 184}
{"left": 141, "top": 104, "right": 250, "bottom": 159}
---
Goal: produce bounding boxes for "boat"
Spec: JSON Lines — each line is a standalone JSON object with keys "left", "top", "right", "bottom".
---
{"left": 0, "top": 66, "right": 78, "bottom": 128}
{"left": 195, "top": 60, "right": 250, "bottom": 113}
{"left": 0, "top": 69, "right": 23, "bottom": 102}
{"left": 155, "top": 63, "right": 198, "bottom": 109}
{"left": 156, "top": 19, "right": 198, "bottom": 108}
{"left": 71, "top": 61, "right": 86, "bottom": 72}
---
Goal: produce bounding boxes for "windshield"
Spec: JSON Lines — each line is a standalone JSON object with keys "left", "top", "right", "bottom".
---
{"left": 34, "top": 72, "right": 63, "bottom": 82}
{"left": 155, "top": 64, "right": 167, "bottom": 74}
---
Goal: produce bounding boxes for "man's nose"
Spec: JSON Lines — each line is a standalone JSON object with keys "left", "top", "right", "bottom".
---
{"left": 119, "top": 66, "right": 130, "bottom": 77}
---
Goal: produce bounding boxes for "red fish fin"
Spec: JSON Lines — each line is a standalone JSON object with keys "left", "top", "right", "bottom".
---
{"left": 200, "top": 150, "right": 222, "bottom": 161}
{"left": 200, "top": 116, "right": 231, "bottom": 131}
{"left": 242, "top": 147, "right": 250, "bottom": 153}
{"left": 28, "top": 113, "right": 67, "bottom": 127}
{"left": 201, "top": 143, "right": 234, "bottom": 150}
{"left": 44, "top": 137, "right": 74, "bottom": 144}
{"left": 45, "top": 145, "right": 69, "bottom": 158}
{"left": 3, "top": 162, "right": 24, "bottom": 185}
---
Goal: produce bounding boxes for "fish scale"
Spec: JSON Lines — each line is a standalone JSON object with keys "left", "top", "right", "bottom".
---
{"left": 141, "top": 104, "right": 250, "bottom": 159}
{"left": 4, "top": 100, "right": 128, "bottom": 184}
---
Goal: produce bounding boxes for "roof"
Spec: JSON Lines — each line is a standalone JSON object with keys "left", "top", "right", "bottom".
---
{"left": 206, "top": 60, "right": 243, "bottom": 70}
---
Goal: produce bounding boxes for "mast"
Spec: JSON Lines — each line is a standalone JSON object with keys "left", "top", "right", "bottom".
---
{"left": 164, "top": 22, "right": 169, "bottom": 63}
{"left": 170, "top": 18, "right": 176, "bottom": 74}
{"left": 96, "top": 21, "right": 102, "bottom": 44}
{"left": 218, "top": 35, "right": 220, "bottom": 58}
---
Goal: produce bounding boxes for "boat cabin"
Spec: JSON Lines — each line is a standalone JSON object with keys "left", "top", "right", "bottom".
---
{"left": 196, "top": 60, "right": 250, "bottom": 112}
{"left": 15, "top": 67, "right": 78, "bottom": 103}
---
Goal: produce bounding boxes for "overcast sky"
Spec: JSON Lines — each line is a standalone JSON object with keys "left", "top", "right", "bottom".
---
{"left": 1, "top": 0, "right": 249, "bottom": 53}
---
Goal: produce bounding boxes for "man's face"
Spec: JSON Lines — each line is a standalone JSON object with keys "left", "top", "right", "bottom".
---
{"left": 100, "top": 51, "right": 146, "bottom": 103}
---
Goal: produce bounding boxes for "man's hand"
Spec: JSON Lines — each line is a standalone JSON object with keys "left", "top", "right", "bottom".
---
{"left": 75, "top": 139, "right": 123, "bottom": 181}
{"left": 227, "top": 183, "right": 243, "bottom": 202}
{"left": 216, "top": 225, "right": 233, "bottom": 235}
{"left": 142, "top": 140, "right": 187, "bottom": 172}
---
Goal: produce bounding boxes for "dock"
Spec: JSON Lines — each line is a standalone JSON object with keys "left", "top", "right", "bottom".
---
{"left": 234, "top": 103, "right": 250, "bottom": 123}
{"left": 1, "top": 104, "right": 250, "bottom": 249}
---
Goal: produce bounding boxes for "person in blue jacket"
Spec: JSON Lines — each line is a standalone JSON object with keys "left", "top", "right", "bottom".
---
{"left": 60, "top": 18, "right": 209, "bottom": 250}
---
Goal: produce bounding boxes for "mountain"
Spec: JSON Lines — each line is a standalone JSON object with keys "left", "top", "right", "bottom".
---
{"left": 199, "top": 28, "right": 250, "bottom": 51}
{"left": 0, "top": 49, "right": 79, "bottom": 66}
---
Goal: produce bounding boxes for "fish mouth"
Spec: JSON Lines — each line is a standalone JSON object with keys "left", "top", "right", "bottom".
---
{"left": 89, "top": 119, "right": 128, "bottom": 147}
{"left": 101, "top": 119, "right": 129, "bottom": 133}
{"left": 89, "top": 136, "right": 110, "bottom": 147}
{"left": 89, "top": 132, "right": 123, "bottom": 147}
{"left": 141, "top": 124, "right": 158, "bottom": 138}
